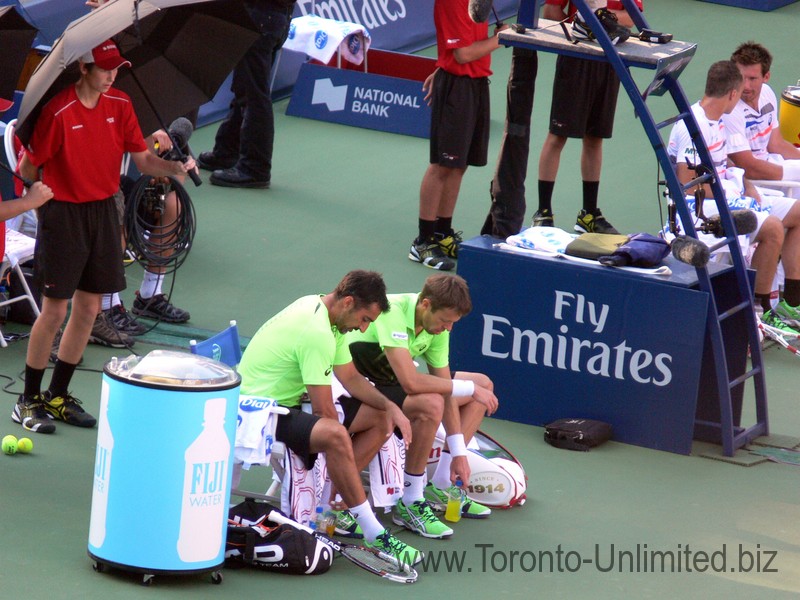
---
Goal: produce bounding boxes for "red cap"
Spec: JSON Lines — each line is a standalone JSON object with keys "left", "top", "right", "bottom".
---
{"left": 0, "top": 97, "right": 12, "bottom": 112}
{"left": 80, "top": 39, "right": 131, "bottom": 70}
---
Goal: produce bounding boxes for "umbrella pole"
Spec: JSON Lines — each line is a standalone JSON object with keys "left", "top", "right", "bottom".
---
{"left": 128, "top": 70, "right": 202, "bottom": 186}
{"left": 0, "top": 159, "right": 32, "bottom": 188}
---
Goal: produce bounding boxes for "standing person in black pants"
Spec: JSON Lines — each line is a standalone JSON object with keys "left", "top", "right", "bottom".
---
{"left": 198, "top": 0, "right": 296, "bottom": 189}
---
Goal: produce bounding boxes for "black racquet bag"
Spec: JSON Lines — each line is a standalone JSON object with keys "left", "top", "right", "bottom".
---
{"left": 226, "top": 499, "right": 333, "bottom": 575}
{"left": 544, "top": 418, "right": 613, "bottom": 451}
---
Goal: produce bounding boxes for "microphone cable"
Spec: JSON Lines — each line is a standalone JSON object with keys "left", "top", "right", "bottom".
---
{"left": 123, "top": 174, "right": 196, "bottom": 274}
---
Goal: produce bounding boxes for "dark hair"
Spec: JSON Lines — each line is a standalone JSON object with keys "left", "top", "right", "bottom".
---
{"left": 705, "top": 61, "right": 743, "bottom": 98}
{"left": 420, "top": 274, "right": 472, "bottom": 316}
{"left": 334, "top": 270, "right": 389, "bottom": 312}
{"left": 731, "top": 41, "right": 772, "bottom": 77}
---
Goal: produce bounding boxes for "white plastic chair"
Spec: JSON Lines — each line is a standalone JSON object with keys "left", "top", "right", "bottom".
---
{"left": 1, "top": 229, "right": 40, "bottom": 347}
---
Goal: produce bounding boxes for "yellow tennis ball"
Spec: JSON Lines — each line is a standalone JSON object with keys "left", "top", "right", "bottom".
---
{"left": 2, "top": 435, "right": 19, "bottom": 455}
{"left": 17, "top": 437, "right": 33, "bottom": 454}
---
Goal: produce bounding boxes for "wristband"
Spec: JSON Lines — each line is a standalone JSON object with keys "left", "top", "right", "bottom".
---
{"left": 446, "top": 434, "right": 467, "bottom": 457}
{"left": 451, "top": 378, "right": 475, "bottom": 397}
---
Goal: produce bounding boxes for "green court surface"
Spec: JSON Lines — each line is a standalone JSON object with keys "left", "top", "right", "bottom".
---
{"left": 2, "top": 1, "right": 800, "bottom": 597}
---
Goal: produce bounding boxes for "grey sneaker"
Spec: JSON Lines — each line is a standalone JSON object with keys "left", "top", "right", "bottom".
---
{"left": 88, "top": 312, "right": 135, "bottom": 348}
{"left": 409, "top": 237, "right": 455, "bottom": 271}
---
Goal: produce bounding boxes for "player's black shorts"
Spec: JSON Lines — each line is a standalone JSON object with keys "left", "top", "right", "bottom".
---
{"left": 35, "top": 197, "right": 126, "bottom": 299}
{"left": 549, "top": 55, "right": 621, "bottom": 139}
{"left": 275, "top": 407, "right": 322, "bottom": 470}
{"left": 429, "top": 69, "right": 490, "bottom": 169}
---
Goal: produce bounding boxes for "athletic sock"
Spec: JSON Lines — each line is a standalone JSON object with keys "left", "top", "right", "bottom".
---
{"left": 431, "top": 450, "right": 453, "bottom": 490}
{"left": 101, "top": 293, "right": 122, "bottom": 312}
{"left": 139, "top": 270, "right": 163, "bottom": 299}
{"left": 435, "top": 216, "right": 453, "bottom": 237}
{"left": 783, "top": 278, "right": 800, "bottom": 307}
{"left": 755, "top": 292, "right": 773, "bottom": 314}
{"left": 348, "top": 499, "right": 384, "bottom": 542}
{"left": 538, "top": 180, "right": 555, "bottom": 213}
{"left": 48, "top": 359, "right": 78, "bottom": 398}
{"left": 402, "top": 471, "right": 426, "bottom": 505}
{"left": 23, "top": 364, "right": 46, "bottom": 399}
{"left": 582, "top": 181, "right": 600, "bottom": 213}
{"left": 417, "top": 219, "right": 437, "bottom": 243}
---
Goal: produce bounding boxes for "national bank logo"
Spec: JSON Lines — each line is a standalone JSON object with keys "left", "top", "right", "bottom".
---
{"left": 312, "top": 78, "right": 348, "bottom": 112}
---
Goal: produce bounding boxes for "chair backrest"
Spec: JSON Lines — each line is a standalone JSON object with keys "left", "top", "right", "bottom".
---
{"left": 189, "top": 320, "right": 243, "bottom": 367}
{"left": 3, "top": 118, "right": 18, "bottom": 171}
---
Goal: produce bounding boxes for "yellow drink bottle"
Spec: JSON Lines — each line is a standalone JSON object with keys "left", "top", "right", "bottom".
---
{"left": 444, "top": 480, "right": 464, "bottom": 522}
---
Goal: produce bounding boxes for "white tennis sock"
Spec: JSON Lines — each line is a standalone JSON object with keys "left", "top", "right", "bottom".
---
{"left": 139, "top": 270, "right": 163, "bottom": 299}
{"left": 348, "top": 499, "right": 384, "bottom": 542}
{"left": 402, "top": 471, "right": 425, "bottom": 505}
{"left": 101, "top": 293, "right": 121, "bottom": 311}
{"left": 431, "top": 451, "right": 453, "bottom": 490}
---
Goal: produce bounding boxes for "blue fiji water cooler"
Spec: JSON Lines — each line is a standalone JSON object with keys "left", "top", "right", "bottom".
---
{"left": 88, "top": 350, "right": 240, "bottom": 585}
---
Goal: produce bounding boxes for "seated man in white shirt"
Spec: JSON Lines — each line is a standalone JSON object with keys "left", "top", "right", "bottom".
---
{"left": 723, "top": 42, "right": 800, "bottom": 326}
{"left": 667, "top": 60, "right": 797, "bottom": 334}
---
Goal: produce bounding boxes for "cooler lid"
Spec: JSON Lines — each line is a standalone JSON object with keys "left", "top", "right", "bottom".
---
{"left": 104, "top": 350, "right": 240, "bottom": 388}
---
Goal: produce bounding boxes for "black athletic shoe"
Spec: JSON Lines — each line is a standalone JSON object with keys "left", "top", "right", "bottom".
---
{"left": 532, "top": 209, "right": 555, "bottom": 227}
{"left": 197, "top": 151, "right": 237, "bottom": 171}
{"left": 42, "top": 390, "right": 97, "bottom": 428}
{"left": 12, "top": 394, "right": 56, "bottom": 434}
{"left": 132, "top": 292, "right": 191, "bottom": 323}
{"left": 575, "top": 208, "right": 620, "bottom": 234}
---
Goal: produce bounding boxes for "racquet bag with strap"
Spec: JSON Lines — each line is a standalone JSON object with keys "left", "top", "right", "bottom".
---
{"left": 226, "top": 499, "right": 333, "bottom": 575}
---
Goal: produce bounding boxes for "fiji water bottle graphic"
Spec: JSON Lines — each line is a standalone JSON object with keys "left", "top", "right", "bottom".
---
{"left": 177, "top": 397, "right": 230, "bottom": 562}
{"left": 89, "top": 381, "right": 114, "bottom": 548}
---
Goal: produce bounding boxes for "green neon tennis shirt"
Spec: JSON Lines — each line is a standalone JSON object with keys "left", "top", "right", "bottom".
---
{"left": 345, "top": 293, "right": 450, "bottom": 383}
{"left": 238, "top": 295, "right": 352, "bottom": 408}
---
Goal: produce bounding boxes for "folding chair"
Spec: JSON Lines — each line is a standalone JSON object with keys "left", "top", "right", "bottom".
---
{"left": 2, "top": 119, "right": 37, "bottom": 236}
{"left": 189, "top": 319, "right": 243, "bottom": 366}
{"left": 1, "top": 229, "right": 39, "bottom": 347}
{"left": 189, "top": 320, "right": 286, "bottom": 501}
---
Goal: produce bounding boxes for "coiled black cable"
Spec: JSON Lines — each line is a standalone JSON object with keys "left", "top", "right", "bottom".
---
{"left": 123, "top": 175, "right": 196, "bottom": 274}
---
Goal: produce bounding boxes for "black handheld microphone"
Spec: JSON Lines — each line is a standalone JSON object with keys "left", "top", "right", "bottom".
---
{"left": 700, "top": 210, "right": 757, "bottom": 238}
{"left": 671, "top": 236, "right": 710, "bottom": 268}
{"left": 164, "top": 117, "right": 202, "bottom": 187}
{"left": 469, "top": 0, "right": 493, "bottom": 23}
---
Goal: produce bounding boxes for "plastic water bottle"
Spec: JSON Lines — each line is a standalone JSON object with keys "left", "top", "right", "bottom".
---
{"left": 88, "top": 383, "right": 114, "bottom": 548}
{"left": 177, "top": 397, "right": 230, "bottom": 562}
{"left": 313, "top": 506, "right": 335, "bottom": 537}
{"left": 0, "top": 285, "right": 9, "bottom": 324}
{"left": 444, "top": 480, "right": 464, "bottom": 523}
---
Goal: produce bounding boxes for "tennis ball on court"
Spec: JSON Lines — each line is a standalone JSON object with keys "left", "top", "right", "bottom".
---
{"left": 17, "top": 437, "right": 33, "bottom": 454}
{"left": 2, "top": 435, "right": 19, "bottom": 455}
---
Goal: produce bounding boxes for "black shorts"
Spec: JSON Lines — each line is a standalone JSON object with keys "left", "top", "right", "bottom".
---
{"left": 35, "top": 198, "right": 126, "bottom": 299}
{"left": 275, "top": 407, "right": 322, "bottom": 470}
{"left": 549, "top": 55, "right": 620, "bottom": 139}
{"left": 429, "top": 69, "right": 490, "bottom": 169}
{"left": 344, "top": 383, "right": 409, "bottom": 438}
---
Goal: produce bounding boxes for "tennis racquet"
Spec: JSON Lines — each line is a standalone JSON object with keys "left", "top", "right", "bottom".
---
{"left": 759, "top": 320, "right": 800, "bottom": 359}
{"left": 267, "top": 510, "right": 418, "bottom": 584}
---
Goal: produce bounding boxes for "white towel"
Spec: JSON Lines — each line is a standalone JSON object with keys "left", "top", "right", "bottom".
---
{"left": 283, "top": 15, "right": 371, "bottom": 65}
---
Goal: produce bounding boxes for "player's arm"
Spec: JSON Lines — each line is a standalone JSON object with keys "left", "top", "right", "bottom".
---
{"left": 727, "top": 149, "right": 784, "bottom": 180}
{"left": 334, "top": 361, "right": 412, "bottom": 442}
{"left": 384, "top": 345, "right": 455, "bottom": 396}
{"left": 767, "top": 127, "right": 800, "bottom": 161}
{"left": 131, "top": 148, "right": 196, "bottom": 179}
{"left": 452, "top": 24, "right": 509, "bottom": 64}
{"left": 305, "top": 384, "right": 339, "bottom": 421}
{"left": 542, "top": 2, "right": 567, "bottom": 20}
{"left": 428, "top": 364, "right": 471, "bottom": 484}
{"left": 675, "top": 161, "right": 715, "bottom": 200}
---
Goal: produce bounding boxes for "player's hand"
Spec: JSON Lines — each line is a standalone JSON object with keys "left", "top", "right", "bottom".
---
{"left": 151, "top": 129, "right": 172, "bottom": 155}
{"left": 85, "top": 0, "right": 107, "bottom": 9}
{"left": 27, "top": 181, "right": 53, "bottom": 207}
{"left": 422, "top": 68, "right": 438, "bottom": 106}
{"left": 494, "top": 23, "right": 510, "bottom": 36}
{"left": 473, "top": 385, "right": 499, "bottom": 416}
{"left": 386, "top": 403, "right": 412, "bottom": 447}
{"left": 450, "top": 455, "right": 471, "bottom": 485}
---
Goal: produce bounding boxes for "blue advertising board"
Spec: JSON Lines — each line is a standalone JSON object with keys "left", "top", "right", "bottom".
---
{"left": 451, "top": 236, "right": 712, "bottom": 455}
{"left": 286, "top": 61, "right": 431, "bottom": 137}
